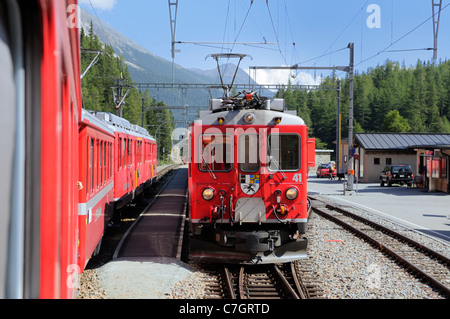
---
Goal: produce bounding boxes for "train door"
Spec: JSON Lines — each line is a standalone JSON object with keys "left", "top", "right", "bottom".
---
{"left": 235, "top": 128, "right": 266, "bottom": 224}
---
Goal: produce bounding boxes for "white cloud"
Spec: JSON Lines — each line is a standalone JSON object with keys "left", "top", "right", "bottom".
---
{"left": 247, "top": 68, "right": 322, "bottom": 86}
{"left": 79, "top": 0, "right": 117, "bottom": 11}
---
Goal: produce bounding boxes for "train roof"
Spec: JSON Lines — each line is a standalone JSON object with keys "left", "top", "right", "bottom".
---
{"left": 88, "top": 111, "right": 156, "bottom": 141}
{"left": 196, "top": 97, "right": 305, "bottom": 126}
{"left": 81, "top": 109, "right": 115, "bottom": 135}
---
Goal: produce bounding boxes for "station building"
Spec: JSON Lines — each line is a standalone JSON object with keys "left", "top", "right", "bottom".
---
{"left": 341, "top": 133, "right": 450, "bottom": 193}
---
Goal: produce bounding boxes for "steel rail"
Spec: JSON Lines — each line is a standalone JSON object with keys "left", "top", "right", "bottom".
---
{"left": 272, "top": 265, "right": 299, "bottom": 299}
{"left": 326, "top": 204, "right": 450, "bottom": 267}
{"left": 223, "top": 266, "right": 237, "bottom": 300}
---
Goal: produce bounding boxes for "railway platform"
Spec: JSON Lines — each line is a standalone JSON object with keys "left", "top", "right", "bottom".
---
{"left": 94, "top": 166, "right": 194, "bottom": 299}
{"left": 308, "top": 175, "right": 450, "bottom": 245}
{"left": 114, "top": 166, "right": 188, "bottom": 259}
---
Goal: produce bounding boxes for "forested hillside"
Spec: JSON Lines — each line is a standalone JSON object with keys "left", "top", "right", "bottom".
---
{"left": 277, "top": 60, "right": 450, "bottom": 150}
{"left": 80, "top": 24, "right": 174, "bottom": 162}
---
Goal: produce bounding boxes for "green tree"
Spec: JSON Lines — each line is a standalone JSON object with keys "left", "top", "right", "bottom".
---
{"left": 80, "top": 23, "right": 175, "bottom": 160}
{"left": 382, "top": 110, "right": 411, "bottom": 132}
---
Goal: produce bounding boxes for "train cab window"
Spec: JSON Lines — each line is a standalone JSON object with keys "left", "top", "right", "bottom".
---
{"left": 267, "top": 134, "right": 300, "bottom": 171}
{"left": 199, "top": 134, "right": 233, "bottom": 172}
{"left": 238, "top": 134, "right": 260, "bottom": 172}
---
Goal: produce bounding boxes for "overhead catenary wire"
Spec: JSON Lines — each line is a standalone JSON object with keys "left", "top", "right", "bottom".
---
{"left": 355, "top": 1, "right": 450, "bottom": 68}
{"left": 266, "top": 0, "right": 288, "bottom": 66}
{"left": 88, "top": 0, "right": 114, "bottom": 50}
{"left": 313, "top": 0, "right": 370, "bottom": 67}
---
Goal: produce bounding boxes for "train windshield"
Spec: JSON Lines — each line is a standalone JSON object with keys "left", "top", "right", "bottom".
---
{"left": 199, "top": 134, "right": 233, "bottom": 172}
{"left": 238, "top": 133, "right": 260, "bottom": 172}
{"left": 267, "top": 134, "right": 300, "bottom": 171}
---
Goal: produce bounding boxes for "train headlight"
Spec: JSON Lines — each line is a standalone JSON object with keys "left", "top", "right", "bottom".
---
{"left": 244, "top": 113, "right": 255, "bottom": 124}
{"left": 286, "top": 188, "right": 298, "bottom": 200}
{"left": 202, "top": 188, "right": 215, "bottom": 201}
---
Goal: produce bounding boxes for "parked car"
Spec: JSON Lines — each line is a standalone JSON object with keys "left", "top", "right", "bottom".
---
{"left": 316, "top": 163, "right": 337, "bottom": 178}
{"left": 380, "top": 165, "right": 414, "bottom": 186}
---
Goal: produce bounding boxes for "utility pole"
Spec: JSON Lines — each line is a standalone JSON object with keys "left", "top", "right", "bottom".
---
{"left": 250, "top": 42, "right": 356, "bottom": 192}
{"left": 336, "top": 80, "right": 341, "bottom": 176}
{"left": 168, "top": 0, "right": 179, "bottom": 83}
{"left": 141, "top": 97, "right": 145, "bottom": 127}
{"left": 112, "top": 80, "right": 134, "bottom": 118}
{"left": 347, "top": 43, "right": 355, "bottom": 192}
{"left": 432, "top": 0, "right": 443, "bottom": 61}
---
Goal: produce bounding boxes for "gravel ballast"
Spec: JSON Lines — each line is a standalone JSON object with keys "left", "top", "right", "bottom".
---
{"left": 78, "top": 196, "right": 450, "bottom": 299}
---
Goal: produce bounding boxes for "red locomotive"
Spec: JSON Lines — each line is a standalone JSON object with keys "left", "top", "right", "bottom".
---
{"left": 188, "top": 90, "right": 316, "bottom": 264}
{"left": 0, "top": 0, "right": 157, "bottom": 299}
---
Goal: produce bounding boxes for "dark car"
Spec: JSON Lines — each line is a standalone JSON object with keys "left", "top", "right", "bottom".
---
{"left": 380, "top": 165, "right": 414, "bottom": 187}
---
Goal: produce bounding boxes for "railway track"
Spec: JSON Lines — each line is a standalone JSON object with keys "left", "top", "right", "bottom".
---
{"left": 202, "top": 262, "right": 325, "bottom": 299}
{"left": 310, "top": 199, "right": 450, "bottom": 299}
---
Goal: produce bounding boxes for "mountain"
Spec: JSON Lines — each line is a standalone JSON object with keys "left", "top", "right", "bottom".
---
{"left": 80, "top": 9, "right": 214, "bottom": 111}
{"left": 80, "top": 9, "right": 268, "bottom": 120}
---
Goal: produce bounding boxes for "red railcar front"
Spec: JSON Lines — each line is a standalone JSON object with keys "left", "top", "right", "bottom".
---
{"left": 189, "top": 95, "right": 315, "bottom": 264}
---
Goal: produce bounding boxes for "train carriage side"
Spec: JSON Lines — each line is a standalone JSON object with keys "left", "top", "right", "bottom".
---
{"left": 0, "top": 0, "right": 83, "bottom": 299}
{"left": 189, "top": 99, "right": 316, "bottom": 264}
{"left": 78, "top": 110, "right": 115, "bottom": 270}
{"left": 93, "top": 112, "right": 156, "bottom": 210}
{"left": 132, "top": 125, "right": 156, "bottom": 195}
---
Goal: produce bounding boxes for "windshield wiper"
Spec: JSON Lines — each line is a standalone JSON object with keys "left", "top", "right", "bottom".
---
{"left": 202, "top": 155, "right": 217, "bottom": 180}
{"left": 269, "top": 156, "right": 287, "bottom": 180}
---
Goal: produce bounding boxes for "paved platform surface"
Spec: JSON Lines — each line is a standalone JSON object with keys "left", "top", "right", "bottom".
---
{"left": 114, "top": 167, "right": 188, "bottom": 259}
{"left": 96, "top": 166, "right": 191, "bottom": 299}
{"left": 308, "top": 176, "right": 450, "bottom": 244}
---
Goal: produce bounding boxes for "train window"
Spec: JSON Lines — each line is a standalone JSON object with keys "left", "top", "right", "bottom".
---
{"left": 103, "top": 141, "right": 106, "bottom": 183}
{"left": 199, "top": 134, "right": 233, "bottom": 172}
{"left": 100, "top": 141, "right": 103, "bottom": 185}
{"left": 90, "top": 138, "right": 94, "bottom": 193}
{"left": 118, "top": 138, "right": 122, "bottom": 170}
{"left": 238, "top": 134, "right": 260, "bottom": 172}
{"left": 267, "top": 134, "right": 300, "bottom": 171}
{"left": 109, "top": 142, "right": 112, "bottom": 179}
{"left": 96, "top": 139, "right": 99, "bottom": 188}
{"left": 123, "top": 138, "right": 126, "bottom": 168}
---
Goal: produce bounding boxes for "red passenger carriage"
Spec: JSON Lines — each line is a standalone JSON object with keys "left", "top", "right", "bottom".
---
{"left": 78, "top": 110, "right": 115, "bottom": 270}
{"left": 92, "top": 112, "right": 157, "bottom": 210}
{"left": 0, "top": 0, "right": 158, "bottom": 299}
{"left": 188, "top": 93, "right": 316, "bottom": 264}
{"left": 0, "top": 0, "right": 83, "bottom": 298}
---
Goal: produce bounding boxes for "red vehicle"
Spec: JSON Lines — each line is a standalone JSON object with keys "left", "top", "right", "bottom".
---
{"left": 316, "top": 163, "right": 337, "bottom": 178}
{"left": 0, "top": 0, "right": 84, "bottom": 299}
{"left": 78, "top": 110, "right": 116, "bottom": 270}
{"left": 188, "top": 92, "right": 316, "bottom": 264}
{"left": 92, "top": 112, "right": 157, "bottom": 210}
{"left": 0, "top": 0, "right": 157, "bottom": 299}
{"left": 78, "top": 111, "right": 157, "bottom": 270}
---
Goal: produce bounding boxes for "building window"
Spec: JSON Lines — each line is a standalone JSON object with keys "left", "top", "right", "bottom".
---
{"left": 386, "top": 158, "right": 392, "bottom": 165}
{"left": 374, "top": 158, "right": 380, "bottom": 165}
{"left": 432, "top": 157, "right": 440, "bottom": 179}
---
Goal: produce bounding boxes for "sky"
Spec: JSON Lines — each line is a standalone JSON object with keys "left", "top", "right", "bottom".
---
{"left": 79, "top": 0, "right": 450, "bottom": 85}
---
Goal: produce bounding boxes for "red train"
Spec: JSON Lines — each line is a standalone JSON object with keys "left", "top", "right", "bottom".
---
{"left": 188, "top": 92, "right": 316, "bottom": 264}
{"left": 0, "top": 0, "right": 157, "bottom": 299}
{"left": 78, "top": 111, "right": 157, "bottom": 269}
